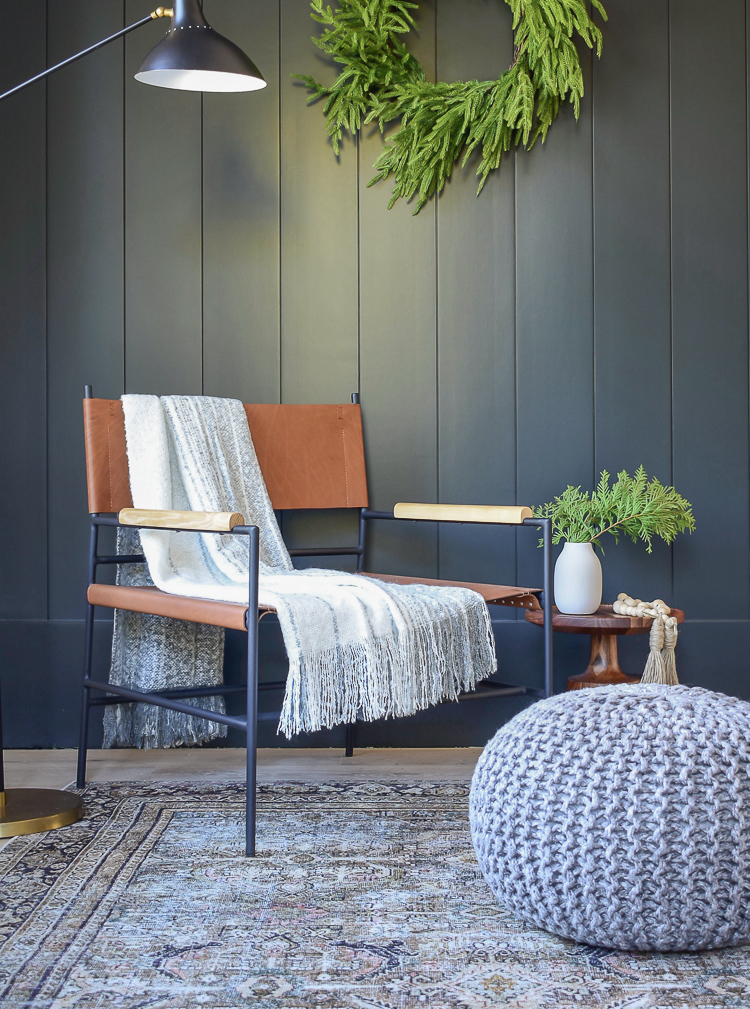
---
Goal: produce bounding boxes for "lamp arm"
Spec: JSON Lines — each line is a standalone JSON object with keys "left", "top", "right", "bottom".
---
{"left": 0, "top": 8, "right": 173, "bottom": 104}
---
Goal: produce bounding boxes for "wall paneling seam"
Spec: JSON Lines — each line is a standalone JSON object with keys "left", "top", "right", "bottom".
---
{"left": 434, "top": 0, "right": 440, "bottom": 575}
{"left": 746, "top": 0, "right": 750, "bottom": 617}
{"left": 44, "top": 0, "right": 50, "bottom": 622}
{"left": 278, "top": 0, "right": 283, "bottom": 404}
{"left": 513, "top": 148, "right": 519, "bottom": 589}
{"left": 667, "top": 0, "right": 674, "bottom": 601}
{"left": 356, "top": 123, "right": 361, "bottom": 401}
{"left": 122, "top": 0, "right": 128, "bottom": 393}
{"left": 200, "top": 91, "right": 204, "bottom": 395}
{"left": 591, "top": 41, "right": 597, "bottom": 493}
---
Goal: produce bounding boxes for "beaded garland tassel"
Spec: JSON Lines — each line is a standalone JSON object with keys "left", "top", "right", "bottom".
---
{"left": 613, "top": 592, "right": 679, "bottom": 685}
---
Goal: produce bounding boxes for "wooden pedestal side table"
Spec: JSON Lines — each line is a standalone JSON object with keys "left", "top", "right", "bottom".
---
{"left": 525, "top": 604, "right": 685, "bottom": 691}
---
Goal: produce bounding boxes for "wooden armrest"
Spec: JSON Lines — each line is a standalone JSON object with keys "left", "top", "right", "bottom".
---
{"left": 393, "top": 502, "right": 533, "bottom": 525}
{"left": 118, "top": 508, "right": 245, "bottom": 533}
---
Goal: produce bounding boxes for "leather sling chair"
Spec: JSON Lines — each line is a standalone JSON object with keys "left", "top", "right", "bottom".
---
{"left": 78, "top": 387, "right": 553, "bottom": 856}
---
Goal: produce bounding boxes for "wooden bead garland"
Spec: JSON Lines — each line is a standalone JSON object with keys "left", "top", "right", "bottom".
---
{"left": 613, "top": 593, "right": 679, "bottom": 686}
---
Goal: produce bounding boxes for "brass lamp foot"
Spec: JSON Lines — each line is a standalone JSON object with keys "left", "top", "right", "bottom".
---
{"left": 0, "top": 788, "right": 83, "bottom": 839}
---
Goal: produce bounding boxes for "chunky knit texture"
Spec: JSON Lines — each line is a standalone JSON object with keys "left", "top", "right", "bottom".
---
{"left": 469, "top": 684, "right": 750, "bottom": 951}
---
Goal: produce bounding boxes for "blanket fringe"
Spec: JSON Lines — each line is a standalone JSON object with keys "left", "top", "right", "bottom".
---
{"left": 278, "top": 594, "right": 496, "bottom": 737}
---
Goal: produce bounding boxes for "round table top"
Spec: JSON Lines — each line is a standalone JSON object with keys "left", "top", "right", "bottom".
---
{"left": 525, "top": 603, "right": 685, "bottom": 635}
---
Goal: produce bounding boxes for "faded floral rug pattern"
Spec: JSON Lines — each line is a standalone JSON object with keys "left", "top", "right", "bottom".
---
{"left": 1, "top": 781, "right": 749, "bottom": 1008}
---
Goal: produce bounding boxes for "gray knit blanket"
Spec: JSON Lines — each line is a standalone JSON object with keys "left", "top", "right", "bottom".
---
{"left": 105, "top": 395, "right": 496, "bottom": 747}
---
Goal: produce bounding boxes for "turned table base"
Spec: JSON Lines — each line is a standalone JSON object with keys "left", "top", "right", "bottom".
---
{"left": 566, "top": 633, "right": 640, "bottom": 690}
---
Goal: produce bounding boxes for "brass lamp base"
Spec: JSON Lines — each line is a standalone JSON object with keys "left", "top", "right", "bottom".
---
{"left": 0, "top": 788, "right": 83, "bottom": 838}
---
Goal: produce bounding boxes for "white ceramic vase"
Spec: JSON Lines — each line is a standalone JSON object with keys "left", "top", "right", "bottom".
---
{"left": 554, "top": 542, "right": 602, "bottom": 615}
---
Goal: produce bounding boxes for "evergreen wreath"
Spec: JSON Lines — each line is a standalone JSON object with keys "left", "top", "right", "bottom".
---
{"left": 296, "top": 0, "right": 607, "bottom": 213}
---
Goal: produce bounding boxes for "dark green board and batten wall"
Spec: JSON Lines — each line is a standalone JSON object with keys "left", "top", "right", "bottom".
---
{"left": 0, "top": 0, "right": 747, "bottom": 748}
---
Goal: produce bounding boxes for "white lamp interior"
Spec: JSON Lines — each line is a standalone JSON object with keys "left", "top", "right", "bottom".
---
{"left": 134, "top": 69, "right": 267, "bottom": 92}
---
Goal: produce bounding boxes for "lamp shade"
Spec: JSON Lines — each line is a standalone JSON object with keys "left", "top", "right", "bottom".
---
{"left": 135, "top": 0, "right": 266, "bottom": 93}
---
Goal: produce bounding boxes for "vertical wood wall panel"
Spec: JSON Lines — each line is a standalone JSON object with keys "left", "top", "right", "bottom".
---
{"left": 278, "top": 0, "right": 359, "bottom": 555}
{"left": 3, "top": 2, "right": 750, "bottom": 745}
{"left": 436, "top": 0, "right": 517, "bottom": 586}
{"left": 359, "top": 1, "right": 438, "bottom": 577}
{"left": 47, "top": 0, "right": 125, "bottom": 620}
{"left": 592, "top": 0, "right": 673, "bottom": 605}
{"left": 279, "top": 0, "right": 358, "bottom": 404}
{"left": 124, "top": 0, "right": 203, "bottom": 394}
{"left": 0, "top": 3, "right": 47, "bottom": 620}
{"left": 671, "top": 0, "right": 749, "bottom": 619}
{"left": 515, "top": 52, "right": 596, "bottom": 595}
{"left": 202, "top": 0, "right": 281, "bottom": 403}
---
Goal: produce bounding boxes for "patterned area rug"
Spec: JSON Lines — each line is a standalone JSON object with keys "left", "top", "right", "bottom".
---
{"left": 1, "top": 781, "right": 749, "bottom": 1008}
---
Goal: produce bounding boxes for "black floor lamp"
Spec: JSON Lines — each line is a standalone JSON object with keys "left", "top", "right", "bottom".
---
{"left": 0, "top": 0, "right": 266, "bottom": 840}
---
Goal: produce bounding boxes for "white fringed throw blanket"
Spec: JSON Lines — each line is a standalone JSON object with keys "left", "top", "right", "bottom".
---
{"left": 105, "top": 395, "right": 496, "bottom": 746}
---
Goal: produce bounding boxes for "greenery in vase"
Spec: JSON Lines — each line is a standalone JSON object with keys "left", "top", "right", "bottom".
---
{"left": 536, "top": 467, "right": 695, "bottom": 553}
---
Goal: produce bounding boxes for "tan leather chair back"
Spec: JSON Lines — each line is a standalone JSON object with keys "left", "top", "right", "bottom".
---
{"left": 244, "top": 404, "right": 368, "bottom": 509}
{"left": 83, "top": 398, "right": 369, "bottom": 514}
{"left": 83, "top": 399, "right": 133, "bottom": 513}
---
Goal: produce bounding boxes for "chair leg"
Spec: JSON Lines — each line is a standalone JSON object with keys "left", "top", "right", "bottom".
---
{"left": 245, "top": 528, "right": 260, "bottom": 857}
{"left": 76, "top": 600, "right": 95, "bottom": 788}
{"left": 345, "top": 721, "right": 355, "bottom": 758}
{"left": 245, "top": 633, "right": 258, "bottom": 857}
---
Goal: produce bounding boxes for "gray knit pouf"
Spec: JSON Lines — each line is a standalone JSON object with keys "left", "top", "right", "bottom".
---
{"left": 469, "top": 683, "right": 750, "bottom": 951}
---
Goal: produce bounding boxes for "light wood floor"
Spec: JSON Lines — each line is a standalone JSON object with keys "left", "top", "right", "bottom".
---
{"left": 1, "top": 748, "right": 481, "bottom": 850}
